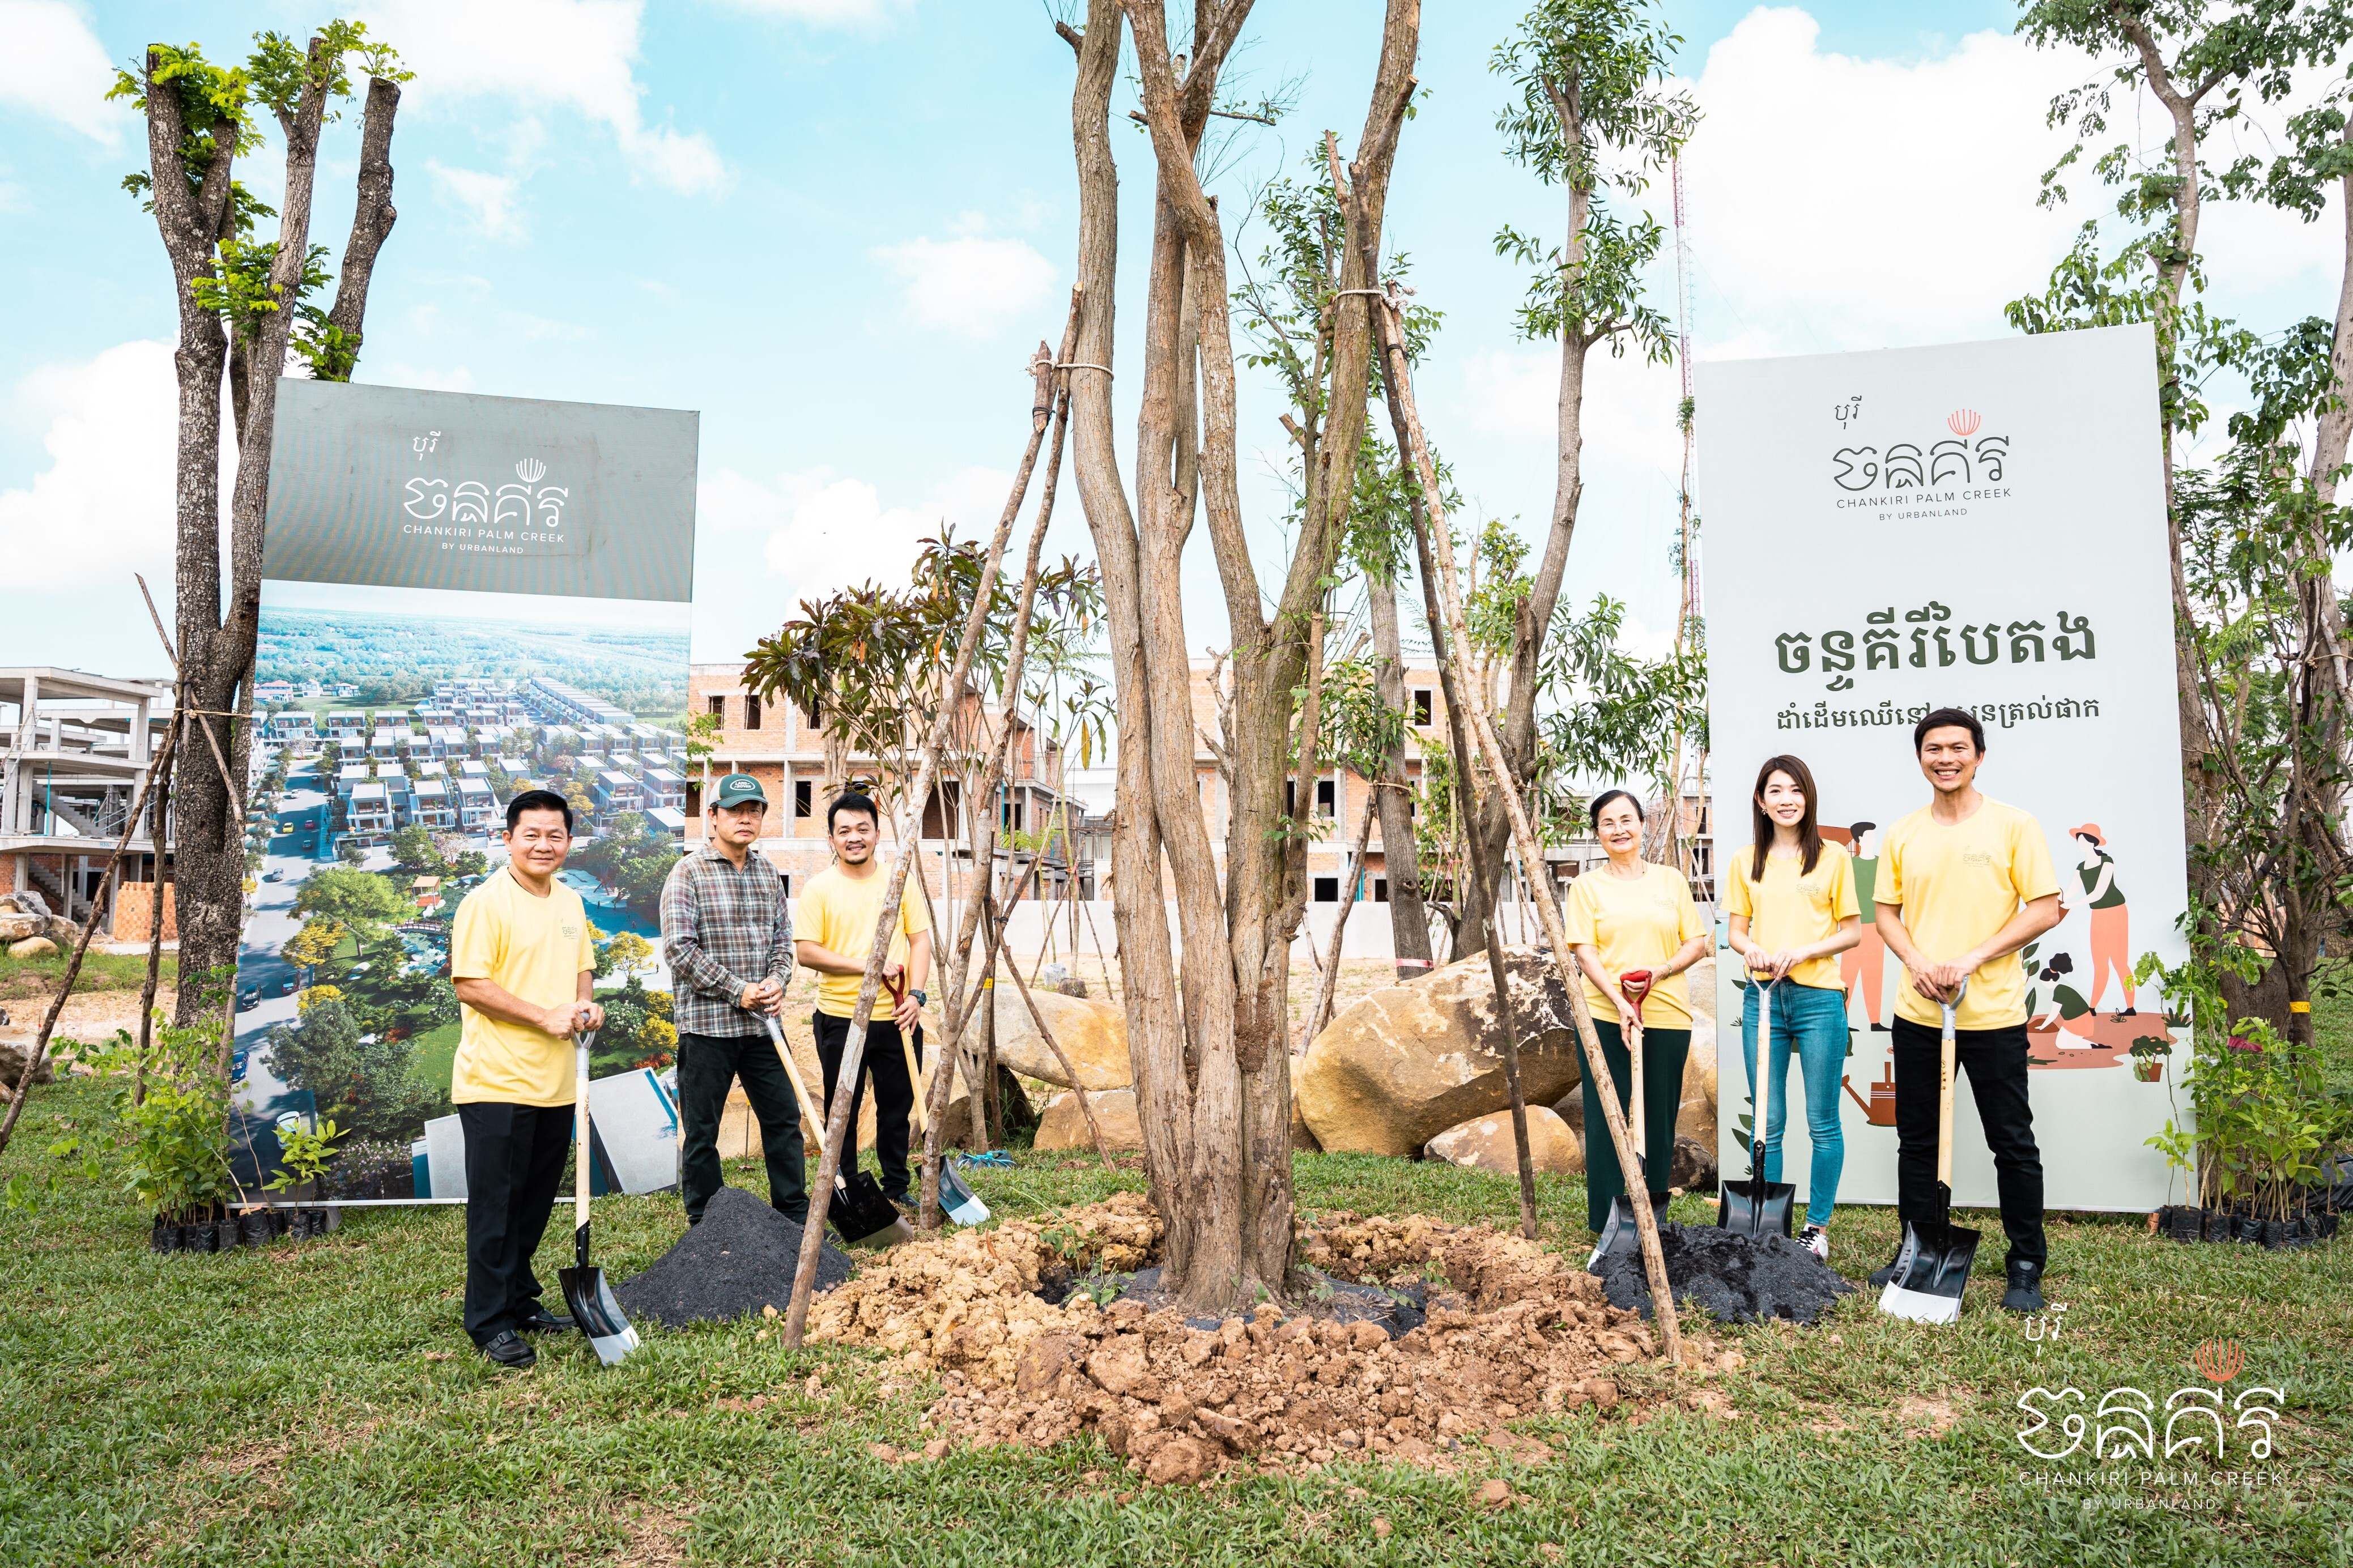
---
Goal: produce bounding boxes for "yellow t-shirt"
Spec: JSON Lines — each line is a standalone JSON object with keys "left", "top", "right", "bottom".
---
{"left": 1877, "top": 796, "right": 2060, "bottom": 1029}
{"left": 1561, "top": 861, "right": 1703, "bottom": 1026}
{"left": 448, "top": 867, "right": 597, "bottom": 1106}
{"left": 798, "top": 864, "right": 933, "bottom": 1019}
{"left": 1722, "top": 840, "right": 1860, "bottom": 991}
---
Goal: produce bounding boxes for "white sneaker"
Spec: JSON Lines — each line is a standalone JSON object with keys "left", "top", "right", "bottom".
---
{"left": 1798, "top": 1225, "right": 1829, "bottom": 1262}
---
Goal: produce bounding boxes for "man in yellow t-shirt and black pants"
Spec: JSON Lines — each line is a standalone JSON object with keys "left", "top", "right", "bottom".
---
{"left": 795, "top": 790, "right": 932, "bottom": 1205}
{"left": 448, "top": 789, "right": 604, "bottom": 1370}
{"left": 1872, "top": 709, "right": 2063, "bottom": 1314}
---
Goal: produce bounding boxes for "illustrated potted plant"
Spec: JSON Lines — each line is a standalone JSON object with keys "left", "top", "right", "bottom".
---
{"left": 2129, "top": 1033, "right": 2171, "bottom": 1083}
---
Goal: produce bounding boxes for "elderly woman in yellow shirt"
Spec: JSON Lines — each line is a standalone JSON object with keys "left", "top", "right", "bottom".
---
{"left": 1723, "top": 755, "right": 1861, "bottom": 1262}
{"left": 1563, "top": 789, "right": 1709, "bottom": 1238}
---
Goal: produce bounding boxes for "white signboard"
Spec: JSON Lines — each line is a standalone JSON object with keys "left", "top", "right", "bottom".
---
{"left": 1698, "top": 323, "right": 2186, "bottom": 1213}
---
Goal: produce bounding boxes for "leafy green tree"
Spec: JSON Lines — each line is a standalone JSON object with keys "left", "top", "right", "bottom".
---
{"left": 390, "top": 824, "right": 445, "bottom": 874}
{"left": 267, "top": 998, "right": 441, "bottom": 1143}
{"left": 1466, "top": 0, "right": 1695, "bottom": 934}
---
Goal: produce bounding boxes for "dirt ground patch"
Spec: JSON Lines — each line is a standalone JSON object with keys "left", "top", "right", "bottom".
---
{"left": 809, "top": 1201, "right": 1710, "bottom": 1484}
{"left": 0, "top": 986, "right": 175, "bottom": 1052}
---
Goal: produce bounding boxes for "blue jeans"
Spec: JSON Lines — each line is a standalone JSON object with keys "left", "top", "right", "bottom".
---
{"left": 1738, "top": 979, "right": 1848, "bottom": 1227}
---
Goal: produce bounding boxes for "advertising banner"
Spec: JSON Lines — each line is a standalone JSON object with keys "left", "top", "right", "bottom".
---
{"left": 232, "top": 383, "right": 698, "bottom": 1200}
{"left": 1697, "top": 323, "right": 2186, "bottom": 1213}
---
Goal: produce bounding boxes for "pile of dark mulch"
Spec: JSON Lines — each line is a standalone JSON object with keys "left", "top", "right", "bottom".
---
{"left": 1048, "top": 1266, "right": 1427, "bottom": 1339}
{"left": 1595, "top": 1222, "right": 1853, "bottom": 1325}
{"left": 612, "top": 1185, "right": 853, "bottom": 1327}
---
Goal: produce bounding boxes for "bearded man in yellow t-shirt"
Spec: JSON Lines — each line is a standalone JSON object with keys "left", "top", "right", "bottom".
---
{"left": 1871, "top": 708, "right": 2063, "bottom": 1314}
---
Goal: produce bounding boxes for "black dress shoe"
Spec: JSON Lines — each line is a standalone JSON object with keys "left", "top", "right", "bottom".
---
{"left": 1868, "top": 1248, "right": 1906, "bottom": 1288}
{"left": 2001, "top": 1259, "right": 2046, "bottom": 1314}
{"left": 517, "top": 1305, "right": 575, "bottom": 1334}
{"left": 480, "top": 1330, "right": 537, "bottom": 1369}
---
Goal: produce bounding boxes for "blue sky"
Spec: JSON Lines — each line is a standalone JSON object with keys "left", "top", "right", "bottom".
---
{"left": 2, "top": 1, "right": 2341, "bottom": 681}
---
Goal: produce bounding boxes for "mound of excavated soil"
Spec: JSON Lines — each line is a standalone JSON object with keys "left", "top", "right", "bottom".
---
{"left": 612, "top": 1186, "right": 853, "bottom": 1326}
{"left": 1595, "top": 1222, "right": 1854, "bottom": 1325}
{"left": 831, "top": 1206, "right": 1709, "bottom": 1484}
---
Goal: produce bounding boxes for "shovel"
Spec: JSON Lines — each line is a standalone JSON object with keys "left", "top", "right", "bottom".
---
{"left": 1718, "top": 977, "right": 1797, "bottom": 1238}
{"left": 763, "top": 1014, "right": 914, "bottom": 1250}
{"left": 1879, "top": 980, "right": 1980, "bottom": 1324}
{"left": 558, "top": 1027, "right": 641, "bottom": 1367}
{"left": 1589, "top": 969, "right": 1662, "bottom": 1268}
{"left": 883, "top": 972, "right": 989, "bottom": 1226}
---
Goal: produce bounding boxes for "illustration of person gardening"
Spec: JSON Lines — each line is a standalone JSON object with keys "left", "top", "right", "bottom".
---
{"left": 1839, "top": 821, "right": 1888, "bottom": 1030}
{"left": 2065, "top": 824, "right": 2133, "bottom": 1015}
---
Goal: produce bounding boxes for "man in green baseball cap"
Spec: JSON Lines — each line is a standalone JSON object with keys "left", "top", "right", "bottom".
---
{"left": 659, "top": 772, "right": 803, "bottom": 1225}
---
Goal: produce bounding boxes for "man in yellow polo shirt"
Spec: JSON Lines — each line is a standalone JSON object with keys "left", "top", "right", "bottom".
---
{"left": 1873, "top": 708, "right": 2062, "bottom": 1314}
{"left": 795, "top": 790, "right": 931, "bottom": 1205}
{"left": 449, "top": 789, "right": 603, "bottom": 1370}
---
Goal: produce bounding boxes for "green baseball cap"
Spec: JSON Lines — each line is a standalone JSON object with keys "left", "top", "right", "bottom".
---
{"left": 710, "top": 772, "right": 768, "bottom": 810}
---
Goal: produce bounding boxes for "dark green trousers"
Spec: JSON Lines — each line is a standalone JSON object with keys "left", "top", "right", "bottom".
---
{"left": 1577, "top": 1018, "right": 1691, "bottom": 1233}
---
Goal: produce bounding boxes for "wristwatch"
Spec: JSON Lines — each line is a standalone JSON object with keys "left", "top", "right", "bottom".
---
{"left": 910, "top": 988, "right": 928, "bottom": 1007}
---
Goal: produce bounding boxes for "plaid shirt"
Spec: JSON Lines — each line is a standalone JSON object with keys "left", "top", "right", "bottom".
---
{"left": 659, "top": 844, "right": 793, "bottom": 1037}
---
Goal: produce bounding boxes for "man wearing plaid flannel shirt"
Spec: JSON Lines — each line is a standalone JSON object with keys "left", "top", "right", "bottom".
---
{"left": 659, "top": 772, "right": 803, "bottom": 1225}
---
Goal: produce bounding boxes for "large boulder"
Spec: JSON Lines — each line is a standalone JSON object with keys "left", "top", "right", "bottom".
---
{"left": 1035, "top": 1087, "right": 1143, "bottom": 1151}
{"left": 1296, "top": 946, "right": 1586, "bottom": 1157}
{"left": 0, "top": 1041, "right": 57, "bottom": 1092}
{"left": 980, "top": 986, "right": 1130, "bottom": 1090}
{"left": 0, "top": 915, "right": 42, "bottom": 943}
{"left": 8, "top": 938, "right": 59, "bottom": 960}
{"left": 1425, "top": 1105, "right": 1583, "bottom": 1175}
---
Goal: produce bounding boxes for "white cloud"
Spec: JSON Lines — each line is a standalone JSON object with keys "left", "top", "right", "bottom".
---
{"left": 873, "top": 231, "right": 1057, "bottom": 338}
{"left": 360, "top": 0, "right": 729, "bottom": 194}
{"left": 0, "top": 340, "right": 199, "bottom": 593}
{"left": 427, "top": 161, "right": 526, "bottom": 242}
{"left": 701, "top": 463, "right": 1015, "bottom": 600}
{"left": 0, "top": 1, "right": 118, "bottom": 145}
{"left": 1674, "top": 9, "right": 2093, "bottom": 353}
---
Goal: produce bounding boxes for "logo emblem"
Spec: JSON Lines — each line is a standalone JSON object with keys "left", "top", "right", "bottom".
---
{"left": 2193, "top": 1340, "right": 2243, "bottom": 1383}
{"left": 1946, "top": 408, "right": 1982, "bottom": 437}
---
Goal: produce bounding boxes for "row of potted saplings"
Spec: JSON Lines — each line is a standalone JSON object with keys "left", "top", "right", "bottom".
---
{"left": 2146, "top": 1021, "right": 2352, "bottom": 1251}
{"left": 150, "top": 1114, "right": 343, "bottom": 1256}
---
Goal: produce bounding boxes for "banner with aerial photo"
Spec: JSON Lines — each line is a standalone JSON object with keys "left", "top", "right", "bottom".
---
{"left": 232, "top": 382, "right": 698, "bottom": 1201}
{"left": 1697, "top": 323, "right": 2187, "bottom": 1212}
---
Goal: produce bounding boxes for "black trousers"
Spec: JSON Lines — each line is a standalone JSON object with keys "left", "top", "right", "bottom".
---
{"left": 458, "top": 1101, "right": 572, "bottom": 1345}
{"left": 1891, "top": 1015, "right": 2046, "bottom": 1267}
{"left": 812, "top": 1010, "right": 920, "bottom": 1199}
{"left": 676, "top": 1028, "right": 806, "bottom": 1224}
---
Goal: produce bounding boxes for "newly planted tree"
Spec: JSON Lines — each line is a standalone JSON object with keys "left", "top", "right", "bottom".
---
{"left": 112, "top": 25, "right": 409, "bottom": 1028}
{"left": 1057, "top": 0, "right": 1420, "bottom": 1309}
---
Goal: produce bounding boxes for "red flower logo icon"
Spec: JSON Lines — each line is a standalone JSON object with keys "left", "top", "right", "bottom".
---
{"left": 1947, "top": 409, "right": 1982, "bottom": 437}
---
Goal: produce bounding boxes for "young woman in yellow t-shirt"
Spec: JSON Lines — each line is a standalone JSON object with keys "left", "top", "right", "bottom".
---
{"left": 1563, "top": 789, "right": 1709, "bottom": 1237}
{"left": 1724, "top": 754, "right": 1860, "bottom": 1260}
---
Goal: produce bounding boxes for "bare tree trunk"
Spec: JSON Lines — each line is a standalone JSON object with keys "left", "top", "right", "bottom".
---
{"left": 1375, "top": 283, "right": 1681, "bottom": 1359}
{"left": 1366, "top": 568, "right": 1433, "bottom": 978}
{"left": 320, "top": 76, "right": 402, "bottom": 378}
{"left": 1303, "top": 791, "right": 1378, "bottom": 1047}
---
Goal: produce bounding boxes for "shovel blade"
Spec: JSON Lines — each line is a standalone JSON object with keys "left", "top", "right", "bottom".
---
{"left": 559, "top": 1260, "right": 641, "bottom": 1366}
{"left": 830, "top": 1168, "right": 913, "bottom": 1250}
{"left": 938, "top": 1160, "right": 990, "bottom": 1227}
{"left": 1875, "top": 1218, "right": 1980, "bottom": 1325}
{"left": 1586, "top": 1191, "right": 1670, "bottom": 1273}
{"left": 1716, "top": 1178, "right": 1798, "bottom": 1239}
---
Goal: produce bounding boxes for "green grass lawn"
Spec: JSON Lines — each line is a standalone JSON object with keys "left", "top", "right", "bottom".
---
{"left": 2, "top": 1077, "right": 2348, "bottom": 1566}
{"left": 0, "top": 951, "right": 177, "bottom": 1003}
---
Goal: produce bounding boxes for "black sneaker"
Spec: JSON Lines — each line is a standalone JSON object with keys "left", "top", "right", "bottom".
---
{"left": 480, "top": 1330, "right": 536, "bottom": 1369}
{"left": 517, "top": 1305, "right": 575, "bottom": 1334}
{"left": 2001, "top": 1260, "right": 2045, "bottom": 1314}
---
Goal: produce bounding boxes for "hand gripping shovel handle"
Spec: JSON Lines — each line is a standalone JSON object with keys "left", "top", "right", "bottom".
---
{"left": 1620, "top": 970, "right": 1654, "bottom": 1162}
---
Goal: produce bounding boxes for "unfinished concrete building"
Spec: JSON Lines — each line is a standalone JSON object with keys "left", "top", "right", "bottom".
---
{"left": 1, "top": 668, "right": 174, "bottom": 928}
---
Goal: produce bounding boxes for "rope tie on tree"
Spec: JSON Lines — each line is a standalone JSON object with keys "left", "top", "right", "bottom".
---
{"left": 1052, "top": 362, "right": 1114, "bottom": 375}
